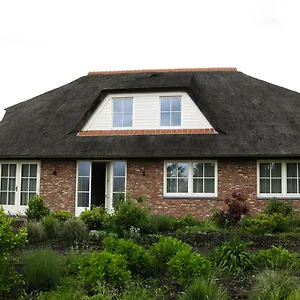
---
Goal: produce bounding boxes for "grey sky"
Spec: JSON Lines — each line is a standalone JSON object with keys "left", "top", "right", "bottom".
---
{"left": 0, "top": 0, "right": 299, "bottom": 120}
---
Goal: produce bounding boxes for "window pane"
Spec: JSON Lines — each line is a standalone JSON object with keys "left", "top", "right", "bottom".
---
{"left": 171, "top": 112, "right": 181, "bottom": 126}
{"left": 8, "top": 192, "right": 15, "bottom": 205}
{"left": 161, "top": 97, "right": 170, "bottom": 111}
{"left": 113, "top": 113, "right": 122, "bottom": 127}
{"left": 113, "top": 99, "right": 122, "bottom": 113}
{"left": 0, "top": 192, "right": 7, "bottom": 204}
{"left": 178, "top": 163, "right": 188, "bottom": 177}
{"left": 113, "top": 177, "right": 125, "bottom": 193}
{"left": 167, "top": 163, "right": 177, "bottom": 177}
{"left": 193, "top": 179, "right": 203, "bottom": 193}
{"left": 260, "top": 179, "right": 270, "bottom": 193}
{"left": 113, "top": 193, "right": 124, "bottom": 206}
{"left": 193, "top": 163, "right": 203, "bottom": 177}
{"left": 22, "top": 164, "right": 29, "bottom": 177}
{"left": 29, "top": 179, "right": 37, "bottom": 192}
{"left": 9, "top": 164, "right": 16, "bottom": 176}
{"left": 123, "top": 113, "right": 132, "bottom": 127}
{"left": 123, "top": 99, "right": 133, "bottom": 113}
{"left": 21, "top": 179, "right": 28, "bottom": 191}
{"left": 204, "top": 179, "right": 215, "bottom": 193}
{"left": 171, "top": 97, "right": 181, "bottom": 111}
{"left": 287, "top": 179, "right": 297, "bottom": 193}
{"left": 287, "top": 163, "right": 297, "bottom": 177}
{"left": 1, "top": 164, "right": 8, "bottom": 177}
{"left": 271, "top": 179, "right": 282, "bottom": 193}
{"left": 78, "top": 177, "right": 89, "bottom": 192}
{"left": 77, "top": 193, "right": 89, "bottom": 207}
{"left": 1, "top": 178, "right": 8, "bottom": 191}
{"left": 161, "top": 112, "right": 170, "bottom": 126}
{"left": 29, "top": 164, "right": 38, "bottom": 177}
{"left": 9, "top": 178, "right": 15, "bottom": 191}
{"left": 78, "top": 162, "right": 90, "bottom": 177}
{"left": 29, "top": 193, "right": 36, "bottom": 201}
{"left": 260, "top": 163, "right": 270, "bottom": 177}
{"left": 204, "top": 163, "right": 215, "bottom": 177}
{"left": 113, "top": 162, "right": 126, "bottom": 176}
{"left": 178, "top": 178, "right": 188, "bottom": 193}
{"left": 271, "top": 163, "right": 281, "bottom": 177}
{"left": 167, "top": 178, "right": 177, "bottom": 193}
{"left": 20, "top": 192, "right": 28, "bottom": 206}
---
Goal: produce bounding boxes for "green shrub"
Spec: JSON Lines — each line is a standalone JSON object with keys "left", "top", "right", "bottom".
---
{"left": 50, "top": 210, "right": 73, "bottom": 222}
{"left": 167, "top": 249, "right": 211, "bottom": 285}
{"left": 103, "top": 236, "right": 153, "bottom": 276}
{"left": 145, "top": 215, "right": 175, "bottom": 233}
{"left": 79, "top": 207, "right": 107, "bottom": 230}
{"left": 0, "top": 207, "right": 27, "bottom": 297}
{"left": 240, "top": 213, "right": 288, "bottom": 234}
{"left": 27, "top": 221, "right": 45, "bottom": 243}
{"left": 104, "top": 199, "right": 150, "bottom": 235}
{"left": 250, "top": 270, "right": 299, "bottom": 300}
{"left": 253, "top": 246, "right": 299, "bottom": 270}
{"left": 180, "top": 277, "right": 229, "bottom": 300}
{"left": 78, "top": 251, "right": 131, "bottom": 288}
{"left": 171, "top": 214, "right": 201, "bottom": 231}
{"left": 211, "top": 238, "right": 253, "bottom": 276}
{"left": 26, "top": 195, "right": 50, "bottom": 221}
{"left": 23, "top": 249, "right": 65, "bottom": 291}
{"left": 65, "top": 251, "right": 91, "bottom": 277}
{"left": 41, "top": 215, "right": 60, "bottom": 239}
{"left": 263, "top": 198, "right": 294, "bottom": 217}
{"left": 287, "top": 289, "right": 300, "bottom": 300}
{"left": 60, "top": 218, "right": 89, "bottom": 242}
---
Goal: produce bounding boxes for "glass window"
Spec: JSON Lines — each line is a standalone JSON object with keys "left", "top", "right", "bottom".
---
{"left": 287, "top": 163, "right": 300, "bottom": 194}
{"left": 160, "top": 96, "right": 181, "bottom": 126}
{"left": 0, "top": 164, "right": 17, "bottom": 205}
{"left": 20, "top": 164, "right": 38, "bottom": 206}
{"left": 112, "top": 161, "right": 126, "bottom": 206}
{"left": 77, "top": 161, "right": 90, "bottom": 207}
{"left": 259, "top": 163, "right": 282, "bottom": 194}
{"left": 113, "top": 98, "right": 133, "bottom": 127}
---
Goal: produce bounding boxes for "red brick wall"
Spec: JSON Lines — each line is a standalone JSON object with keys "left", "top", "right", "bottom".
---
{"left": 40, "top": 160, "right": 76, "bottom": 213}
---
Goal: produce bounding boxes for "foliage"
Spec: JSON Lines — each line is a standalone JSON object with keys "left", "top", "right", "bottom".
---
{"left": 240, "top": 213, "right": 288, "bottom": 234}
{"left": 104, "top": 199, "right": 150, "bottom": 235}
{"left": 250, "top": 270, "right": 299, "bottom": 300}
{"left": 60, "top": 218, "right": 89, "bottom": 242}
{"left": 211, "top": 237, "right": 253, "bottom": 276}
{"left": 22, "top": 249, "right": 65, "bottom": 291}
{"left": 78, "top": 251, "right": 131, "bottom": 288}
{"left": 50, "top": 210, "right": 73, "bottom": 222}
{"left": 27, "top": 221, "right": 45, "bottom": 243}
{"left": 79, "top": 207, "right": 107, "bottom": 230}
{"left": 180, "top": 277, "right": 229, "bottom": 300}
{"left": 145, "top": 215, "right": 175, "bottom": 233}
{"left": 171, "top": 214, "right": 201, "bottom": 231}
{"left": 120, "top": 282, "right": 164, "bottom": 300}
{"left": 253, "top": 246, "right": 299, "bottom": 270}
{"left": 103, "top": 236, "right": 153, "bottom": 276}
{"left": 26, "top": 195, "right": 50, "bottom": 221}
{"left": 65, "top": 251, "right": 91, "bottom": 277}
{"left": 167, "top": 249, "right": 211, "bottom": 285}
{"left": 263, "top": 198, "right": 294, "bottom": 217}
{"left": 212, "top": 191, "right": 249, "bottom": 228}
{"left": 41, "top": 215, "right": 60, "bottom": 239}
{"left": 0, "top": 207, "right": 27, "bottom": 297}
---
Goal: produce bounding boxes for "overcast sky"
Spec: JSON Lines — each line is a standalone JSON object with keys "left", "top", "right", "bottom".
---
{"left": 0, "top": 0, "right": 299, "bottom": 120}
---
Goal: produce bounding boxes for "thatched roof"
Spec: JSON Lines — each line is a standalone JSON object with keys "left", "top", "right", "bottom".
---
{"left": 0, "top": 68, "right": 299, "bottom": 158}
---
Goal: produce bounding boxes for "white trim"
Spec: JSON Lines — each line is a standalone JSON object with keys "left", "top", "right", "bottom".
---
{"left": 257, "top": 160, "right": 300, "bottom": 198}
{"left": 163, "top": 160, "right": 218, "bottom": 198}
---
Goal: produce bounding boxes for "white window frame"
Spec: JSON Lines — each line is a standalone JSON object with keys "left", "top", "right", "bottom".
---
{"left": 112, "top": 97, "right": 134, "bottom": 129}
{"left": 257, "top": 160, "right": 300, "bottom": 199}
{"left": 160, "top": 96, "right": 182, "bottom": 128}
{"left": 164, "top": 160, "right": 218, "bottom": 198}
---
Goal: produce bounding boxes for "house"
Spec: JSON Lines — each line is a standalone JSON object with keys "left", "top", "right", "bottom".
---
{"left": 0, "top": 68, "right": 300, "bottom": 218}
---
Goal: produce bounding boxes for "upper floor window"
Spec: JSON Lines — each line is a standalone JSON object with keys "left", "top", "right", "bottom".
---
{"left": 113, "top": 98, "right": 133, "bottom": 127}
{"left": 160, "top": 96, "right": 181, "bottom": 126}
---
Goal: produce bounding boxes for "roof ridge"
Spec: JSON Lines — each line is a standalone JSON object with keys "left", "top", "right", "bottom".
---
{"left": 88, "top": 67, "right": 238, "bottom": 75}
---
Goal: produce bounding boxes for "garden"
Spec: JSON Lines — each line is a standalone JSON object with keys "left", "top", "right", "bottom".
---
{"left": 3, "top": 193, "right": 300, "bottom": 299}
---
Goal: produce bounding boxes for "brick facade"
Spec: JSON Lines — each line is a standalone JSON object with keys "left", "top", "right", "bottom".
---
{"left": 40, "top": 160, "right": 76, "bottom": 213}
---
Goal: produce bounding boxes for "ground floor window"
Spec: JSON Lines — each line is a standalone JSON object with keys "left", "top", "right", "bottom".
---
{"left": 164, "top": 161, "right": 217, "bottom": 197}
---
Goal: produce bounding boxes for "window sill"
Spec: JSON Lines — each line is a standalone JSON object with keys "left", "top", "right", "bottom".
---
{"left": 163, "top": 196, "right": 218, "bottom": 200}
{"left": 257, "top": 196, "right": 300, "bottom": 200}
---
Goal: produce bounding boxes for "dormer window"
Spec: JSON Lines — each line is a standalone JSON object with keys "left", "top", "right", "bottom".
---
{"left": 113, "top": 97, "right": 133, "bottom": 127}
{"left": 160, "top": 96, "right": 181, "bottom": 126}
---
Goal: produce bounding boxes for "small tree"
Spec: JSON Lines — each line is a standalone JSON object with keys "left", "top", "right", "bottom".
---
{"left": 26, "top": 195, "right": 50, "bottom": 221}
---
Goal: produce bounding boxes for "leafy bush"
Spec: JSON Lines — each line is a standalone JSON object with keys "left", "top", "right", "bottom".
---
{"left": 213, "top": 191, "right": 249, "bottom": 228}
{"left": 167, "top": 249, "right": 211, "bottom": 285}
{"left": 253, "top": 246, "right": 299, "bottom": 270}
{"left": 250, "top": 270, "right": 299, "bottom": 300}
{"left": 145, "top": 215, "right": 175, "bottom": 233}
{"left": 22, "top": 249, "right": 65, "bottom": 291}
{"left": 26, "top": 195, "right": 50, "bottom": 221}
{"left": 103, "top": 236, "right": 153, "bottom": 276}
{"left": 211, "top": 238, "right": 253, "bottom": 276}
{"left": 0, "top": 207, "right": 27, "bottom": 297}
{"left": 79, "top": 207, "right": 107, "bottom": 230}
{"left": 41, "top": 215, "right": 60, "bottom": 239}
{"left": 263, "top": 198, "right": 294, "bottom": 217}
{"left": 240, "top": 213, "right": 288, "bottom": 234}
{"left": 50, "top": 210, "right": 73, "bottom": 222}
{"left": 27, "top": 221, "right": 45, "bottom": 243}
{"left": 104, "top": 199, "right": 150, "bottom": 235}
{"left": 171, "top": 214, "right": 201, "bottom": 231}
{"left": 60, "top": 218, "right": 89, "bottom": 242}
{"left": 78, "top": 251, "right": 131, "bottom": 288}
{"left": 180, "top": 277, "right": 228, "bottom": 300}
